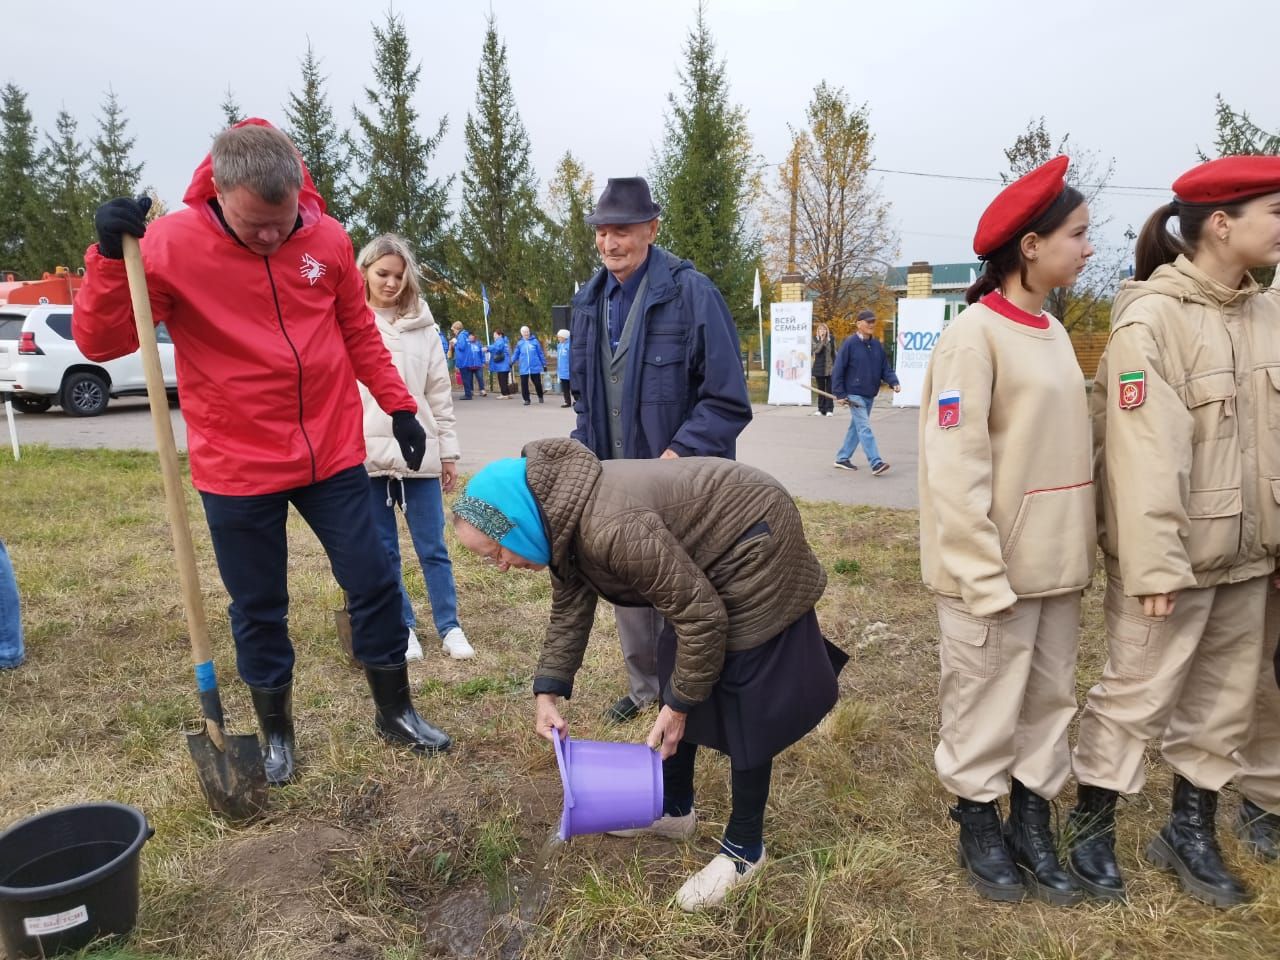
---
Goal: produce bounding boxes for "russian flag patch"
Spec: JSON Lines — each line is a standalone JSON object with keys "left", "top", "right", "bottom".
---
{"left": 938, "top": 390, "right": 961, "bottom": 428}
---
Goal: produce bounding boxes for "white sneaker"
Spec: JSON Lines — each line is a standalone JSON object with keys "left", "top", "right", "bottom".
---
{"left": 441, "top": 627, "right": 475, "bottom": 660}
{"left": 607, "top": 810, "right": 697, "bottom": 840}
{"left": 812, "top": 410, "right": 823, "bottom": 416}
{"left": 674, "top": 848, "right": 767, "bottom": 911}
{"left": 405, "top": 628, "right": 424, "bottom": 661}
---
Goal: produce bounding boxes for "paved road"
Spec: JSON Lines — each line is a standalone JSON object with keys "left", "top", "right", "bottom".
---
{"left": 2, "top": 390, "right": 920, "bottom": 509}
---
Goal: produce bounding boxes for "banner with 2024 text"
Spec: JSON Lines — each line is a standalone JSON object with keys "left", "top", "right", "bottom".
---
{"left": 892, "top": 298, "right": 947, "bottom": 408}
{"left": 767, "top": 301, "right": 813, "bottom": 405}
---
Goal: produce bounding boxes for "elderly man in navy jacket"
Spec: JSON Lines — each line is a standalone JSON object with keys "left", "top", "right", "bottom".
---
{"left": 568, "top": 176, "right": 751, "bottom": 724}
{"left": 832, "top": 309, "right": 900, "bottom": 475}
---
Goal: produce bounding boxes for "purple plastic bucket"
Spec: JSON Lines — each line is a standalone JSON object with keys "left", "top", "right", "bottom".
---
{"left": 552, "top": 734, "right": 663, "bottom": 840}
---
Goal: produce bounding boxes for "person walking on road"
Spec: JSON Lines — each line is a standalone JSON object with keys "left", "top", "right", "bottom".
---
{"left": 488, "top": 328, "right": 513, "bottom": 398}
{"left": 513, "top": 325, "right": 546, "bottom": 405}
{"left": 555, "top": 328, "right": 572, "bottom": 406}
{"left": 832, "top": 309, "right": 899, "bottom": 475}
{"left": 75, "top": 120, "right": 453, "bottom": 785}
{"left": 811, "top": 322, "right": 835, "bottom": 416}
{"left": 356, "top": 233, "right": 475, "bottom": 662}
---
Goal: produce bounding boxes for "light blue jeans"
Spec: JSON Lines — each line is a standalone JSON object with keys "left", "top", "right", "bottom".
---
{"left": 836, "top": 395, "right": 883, "bottom": 467}
{"left": 367, "top": 476, "right": 461, "bottom": 639}
{"left": 0, "top": 539, "right": 23, "bottom": 669}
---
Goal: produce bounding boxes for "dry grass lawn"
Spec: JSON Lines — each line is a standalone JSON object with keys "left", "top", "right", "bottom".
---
{"left": 1, "top": 446, "right": 1278, "bottom": 959}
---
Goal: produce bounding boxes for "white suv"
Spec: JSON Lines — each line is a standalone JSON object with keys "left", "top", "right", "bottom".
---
{"left": 0, "top": 304, "right": 177, "bottom": 416}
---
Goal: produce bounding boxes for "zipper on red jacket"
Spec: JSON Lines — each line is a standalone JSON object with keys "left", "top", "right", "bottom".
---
{"left": 264, "top": 258, "right": 318, "bottom": 483}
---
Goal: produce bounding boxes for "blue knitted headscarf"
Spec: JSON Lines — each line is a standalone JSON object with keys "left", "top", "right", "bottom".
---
{"left": 452, "top": 458, "right": 551, "bottom": 565}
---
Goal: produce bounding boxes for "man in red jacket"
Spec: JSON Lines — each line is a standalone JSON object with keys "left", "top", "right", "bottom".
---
{"left": 75, "top": 120, "right": 452, "bottom": 784}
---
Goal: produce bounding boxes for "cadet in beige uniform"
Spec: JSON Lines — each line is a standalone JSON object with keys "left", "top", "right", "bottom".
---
{"left": 1070, "top": 157, "right": 1280, "bottom": 908}
{"left": 919, "top": 156, "right": 1095, "bottom": 905}
{"left": 1234, "top": 268, "right": 1280, "bottom": 864}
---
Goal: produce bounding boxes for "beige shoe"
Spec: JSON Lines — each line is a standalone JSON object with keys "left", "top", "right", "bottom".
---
{"left": 675, "top": 848, "right": 767, "bottom": 911}
{"left": 607, "top": 810, "right": 697, "bottom": 840}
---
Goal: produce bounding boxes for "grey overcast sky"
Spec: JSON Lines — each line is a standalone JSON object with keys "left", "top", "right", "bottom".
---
{"left": 6, "top": 0, "right": 1276, "bottom": 268}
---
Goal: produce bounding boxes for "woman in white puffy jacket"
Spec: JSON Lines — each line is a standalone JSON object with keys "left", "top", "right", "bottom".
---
{"left": 356, "top": 234, "right": 474, "bottom": 660}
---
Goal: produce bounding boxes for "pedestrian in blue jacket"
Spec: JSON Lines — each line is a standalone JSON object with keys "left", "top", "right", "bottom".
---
{"left": 832, "top": 309, "right": 900, "bottom": 475}
{"left": 569, "top": 175, "right": 752, "bottom": 725}
{"left": 555, "top": 329, "right": 573, "bottom": 407}
{"left": 451, "top": 325, "right": 485, "bottom": 400}
{"left": 0, "top": 539, "right": 23, "bottom": 670}
{"left": 488, "top": 330, "right": 513, "bottom": 398}
{"left": 513, "top": 326, "right": 547, "bottom": 405}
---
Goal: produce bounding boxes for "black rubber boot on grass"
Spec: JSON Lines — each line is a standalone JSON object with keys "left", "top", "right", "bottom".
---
{"left": 1144, "top": 775, "right": 1249, "bottom": 908}
{"left": 951, "top": 798, "right": 1024, "bottom": 902}
{"left": 1066, "top": 783, "right": 1125, "bottom": 901}
{"left": 1005, "top": 779, "right": 1081, "bottom": 906}
{"left": 1235, "top": 796, "right": 1280, "bottom": 863}
{"left": 364, "top": 663, "right": 452, "bottom": 754}
{"left": 248, "top": 682, "right": 296, "bottom": 786}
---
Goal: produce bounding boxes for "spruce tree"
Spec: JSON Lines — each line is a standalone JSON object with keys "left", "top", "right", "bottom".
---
{"left": 0, "top": 83, "right": 42, "bottom": 275}
{"left": 33, "top": 109, "right": 95, "bottom": 270}
{"left": 458, "top": 15, "right": 543, "bottom": 331}
{"left": 284, "top": 41, "right": 352, "bottom": 223}
{"left": 547, "top": 151, "right": 598, "bottom": 298}
{"left": 218, "top": 88, "right": 245, "bottom": 132}
{"left": 90, "top": 88, "right": 143, "bottom": 204}
{"left": 350, "top": 10, "right": 451, "bottom": 267}
{"left": 651, "top": 1, "right": 759, "bottom": 332}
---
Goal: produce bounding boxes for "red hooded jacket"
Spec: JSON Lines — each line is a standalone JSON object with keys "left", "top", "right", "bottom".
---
{"left": 75, "top": 119, "right": 415, "bottom": 496}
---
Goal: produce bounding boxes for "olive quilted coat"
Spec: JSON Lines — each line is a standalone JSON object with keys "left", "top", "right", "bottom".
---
{"left": 524, "top": 438, "right": 827, "bottom": 710}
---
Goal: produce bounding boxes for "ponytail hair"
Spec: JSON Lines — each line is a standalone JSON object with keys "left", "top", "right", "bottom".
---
{"left": 964, "top": 185, "right": 1087, "bottom": 304}
{"left": 1134, "top": 198, "right": 1248, "bottom": 281}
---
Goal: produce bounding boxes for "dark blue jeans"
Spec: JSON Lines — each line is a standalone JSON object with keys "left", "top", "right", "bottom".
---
{"left": 461, "top": 367, "right": 484, "bottom": 398}
{"left": 200, "top": 465, "right": 407, "bottom": 687}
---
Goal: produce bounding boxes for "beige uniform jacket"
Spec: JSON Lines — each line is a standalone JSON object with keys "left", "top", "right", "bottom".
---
{"left": 1094, "top": 256, "right": 1280, "bottom": 596}
{"left": 919, "top": 300, "right": 1095, "bottom": 617}
{"left": 357, "top": 298, "right": 460, "bottom": 479}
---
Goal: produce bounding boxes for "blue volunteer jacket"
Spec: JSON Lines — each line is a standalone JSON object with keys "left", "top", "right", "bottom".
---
{"left": 569, "top": 245, "right": 751, "bottom": 459}
{"left": 487, "top": 334, "right": 512, "bottom": 373}
{"left": 832, "top": 333, "right": 898, "bottom": 400}
{"left": 513, "top": 335, "right": 546, "bottom": 374}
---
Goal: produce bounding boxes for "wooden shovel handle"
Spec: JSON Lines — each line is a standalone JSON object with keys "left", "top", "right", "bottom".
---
{"left": 120, "top": 237, "right": 218, "bottom": 674}
{"left": 795, "top": 381, "right": 840, "bottom": 401}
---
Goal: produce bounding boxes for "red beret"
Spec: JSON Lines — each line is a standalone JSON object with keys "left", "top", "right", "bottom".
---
{"left": 1172, "top": 156, "right": 1280, "bottom": 205}
{"left": 973, "top": 156, "right": 1070, "bottom": 257}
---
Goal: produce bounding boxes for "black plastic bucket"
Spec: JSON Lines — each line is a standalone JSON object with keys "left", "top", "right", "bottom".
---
{"left": 0, "top": 803, "right": 152, "bottom": 959}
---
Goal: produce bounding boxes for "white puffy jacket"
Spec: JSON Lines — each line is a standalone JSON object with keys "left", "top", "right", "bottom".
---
{"left": 359, "top": 299, "right": 460, "bottom": 478}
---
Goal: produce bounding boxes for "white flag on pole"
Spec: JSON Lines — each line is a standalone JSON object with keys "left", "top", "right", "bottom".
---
{"left": 752, "top": 268, "right": 761, "bottom": 309}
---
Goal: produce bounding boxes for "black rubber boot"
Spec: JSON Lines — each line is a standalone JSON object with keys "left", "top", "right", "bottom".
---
{"left": 1066, "top": 783, "right": 1125, "bottom": 900}
{"left": 1144, "top": 774, "right": 1250, "bottom": 908}
{"left": 950, "top": 798, "right": 1024, "bottom": 902}
{"left": 1005, "top": 779, "right": 1081, "bottom": 906}
{"left": 1236, "top": 796, "right": 1280, "bottom": 862}
{"left": 248, "top": 682, "right": 296, "bottom": 786}
{"left": 364, "top": 663, "right": 452, "bottom": 754}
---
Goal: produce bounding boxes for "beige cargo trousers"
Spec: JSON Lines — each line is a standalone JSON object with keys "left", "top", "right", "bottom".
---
{"left": 934, "top": 592, "right": 1081, "bottom": 802}
{"left": 1074, "top": 576, "right": 1267, "bottom": 793}
{"left": 1238, "top": 583, "right": 1280, "bottom": 813}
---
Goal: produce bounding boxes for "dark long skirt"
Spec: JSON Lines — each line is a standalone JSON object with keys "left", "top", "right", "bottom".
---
{"left": 657, "top": 608, "right": 848, "bottom": 771}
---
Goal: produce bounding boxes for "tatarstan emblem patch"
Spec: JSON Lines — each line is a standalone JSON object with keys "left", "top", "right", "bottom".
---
{"left": 1118, "top": 370, "right": 1145, "bottom": 410}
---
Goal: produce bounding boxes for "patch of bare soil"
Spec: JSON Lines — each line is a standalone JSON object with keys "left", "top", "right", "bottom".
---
{"left": 417, "top": 883, "right": 534, "bottom": 960}
{"left": 214, "top": 822, "right": 356, "bottom": 897}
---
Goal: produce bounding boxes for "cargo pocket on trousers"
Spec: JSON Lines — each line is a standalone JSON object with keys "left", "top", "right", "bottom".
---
{"left": 1109, "top": 612, "right": 1158, "bottom": 681}
{"left": 938, "top": 604, "right": 999, "bottom": 679}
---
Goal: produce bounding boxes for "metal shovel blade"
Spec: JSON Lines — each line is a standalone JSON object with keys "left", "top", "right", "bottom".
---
{"left": 185, "top": 728, "right": 269, "bottom": 822}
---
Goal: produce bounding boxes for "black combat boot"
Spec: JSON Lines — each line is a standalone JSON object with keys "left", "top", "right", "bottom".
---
{"left": 364, "top": 663, "right": 452, "bottom": 754}
{"left": 1066, "top": 783, "right": 1125, "bottom": 900}
{"left": 950, "top": 798, "right": 1024, "bottom": 902}
{"left": 1005, "top": 779, "right": 1081, "bottom": 905}
{"left": 1236, "top": 796, "right": 1280, "bottom": 862}
{"left": 1144, "top": 775, "right": 1249, "bottom": 908}
{"left": 248, "top": 682, "right": 296, "bottom": 785}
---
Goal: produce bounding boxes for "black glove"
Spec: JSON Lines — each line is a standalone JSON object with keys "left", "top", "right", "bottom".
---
{"left": 94, "top": 195, "right": 152, "bottom": 259}
{"left": 391, "top": 410, "right": 427, "bottom": 471}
